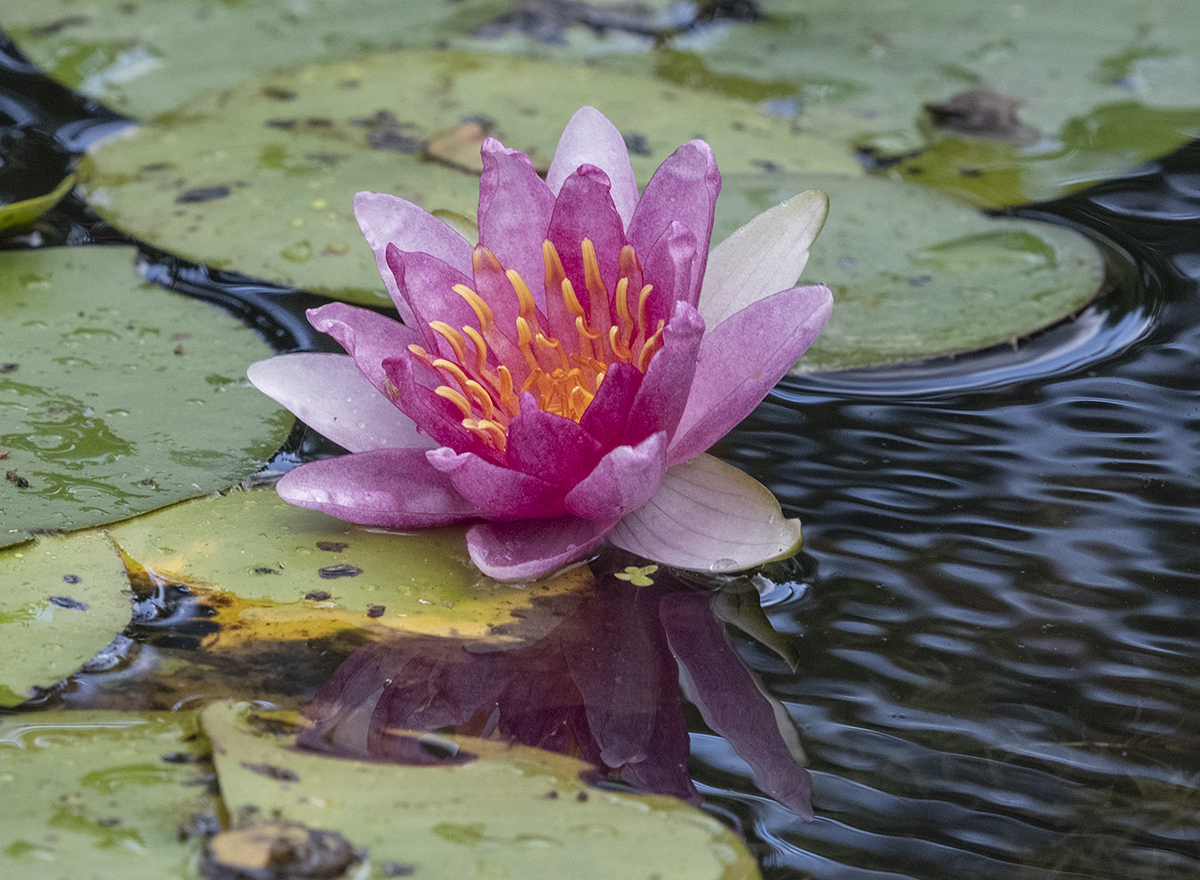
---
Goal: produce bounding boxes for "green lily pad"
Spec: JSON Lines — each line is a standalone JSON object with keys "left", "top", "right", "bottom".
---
{"left": 0, "top": 533, "right": 131, "bottom": 707}
{"left": 0, "top": 709, "right": 215, "bottom": 879}
{"left": 107, "top": 486, "right": 592, "bottom": 646}
{"left": 4, "top": 0, "right": 507, "bottom": 117}
{"left": 0, "top": 247, "right": 290, "bottom": 548}
{"left": 78, "top": 50, "right": 858, "bottom": 305}
{"left": 713, "top": 174, "right": 1105, "bottom": 373}
{"left": 0, "top": 174, "right": 76, "bottom": 236}
{"left": 202, "top": 700, "right": 760, "bottom": 880}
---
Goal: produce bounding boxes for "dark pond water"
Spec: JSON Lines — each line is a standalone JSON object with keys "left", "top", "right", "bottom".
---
{"left": 3, "top": 28, "right": 1199, "bottom": 880}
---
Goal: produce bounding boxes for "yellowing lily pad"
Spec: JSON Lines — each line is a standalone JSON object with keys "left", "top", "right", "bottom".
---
{"left": 713, "top": 174, "right": 1106, "bottom": 373}
{"left": 0, "top": 532, "right": 131, "bottom": 707}
{"left": 0, "top": 710, "right": 215, "bottom": 879}
{"left": 202, "top": 700, "right": 760, "bottom": 880}
{"left": 0, "top": 247, "right": 290, "bottom": 548}
{"left": 0, "top": 173, "right": 76, "bottom": 235}
{"left": 107, "top": 486, "right": 591, "bottom": 646}
{"left": 3, "top": 0, "right": 506, "bottom": 117}
{"left": 78, "top": 50, "right": 857, "bottom": 305}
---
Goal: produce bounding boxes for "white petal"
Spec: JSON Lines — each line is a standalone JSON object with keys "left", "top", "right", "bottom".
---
{"left": 699, "top": 190, "right": 829, "bottom": 328}
{"left": 608, "top": 454, "right": 802, "bottom": 572}
{"left": 247, "top": 353, "right": 435, "bottom": 452}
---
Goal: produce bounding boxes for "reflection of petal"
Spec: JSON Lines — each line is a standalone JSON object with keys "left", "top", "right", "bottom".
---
{"left": 562, "top": 576, "right": 664, "bottom": 767}
{"left": 661, "top": 589, "right": 814, "bottom": 820}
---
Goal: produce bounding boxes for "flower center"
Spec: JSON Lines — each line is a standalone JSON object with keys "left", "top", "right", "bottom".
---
{"left": 406, "top": 238, "right": 666, "bottom": 453}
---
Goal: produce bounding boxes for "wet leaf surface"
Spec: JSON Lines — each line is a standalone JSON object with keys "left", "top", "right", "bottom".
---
{"left": 203, "top": 700, "right": 761, "bottom": 880}
{"left": 79, "top": 50, "right": 856, "bottom": 305}
{"left": 0, "top": 710, "right": 216, "bottom": 879}
{"left": 4, "top": 0, "right": 507, "bottom": 118}
{"left": 0, "top": 247, "right": 290, "bottom": 547}
{"left": 107, "top": 486, "right": 593, "bottom": 647}
{"left": 0, "top": 532, "right": 131, "bottom": 707}
{"left": 715, "top": 173, "right": 1106, "bottom": 372}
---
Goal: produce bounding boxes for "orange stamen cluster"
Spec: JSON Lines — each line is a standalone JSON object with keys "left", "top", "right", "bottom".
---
{"left": 406, "top": 238, "right": 665, "bottom": 453}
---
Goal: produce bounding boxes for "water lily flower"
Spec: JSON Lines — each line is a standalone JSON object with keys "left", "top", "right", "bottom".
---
{"left": 249, "top": 107, "right": 831, "bottom": 581}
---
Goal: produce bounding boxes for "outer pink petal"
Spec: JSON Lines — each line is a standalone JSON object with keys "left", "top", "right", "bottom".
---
{"left": 669, "top": 285, "right": 832, "bottom": 464}
{"left": 546, "top": 165, "right": 627, "bottom": 301}
{"left": 354, "top": 191, "right": 473, "bottom": 323}
{"left": 478, "top": 139, "right": 556, "bottom": 301}
{"left": 506, "top": 393, "right": 604, "bottom": 485}
{"left": 248, "top": 353, "right": 435, "bottom": 453}
{"left": 546, "top": 106, "right": 639, "bottom": 230}
{"left": 622, "top": 302, "right": 704, "bottom": 448}
{"left": 608, "top": 454, "right": 802, "bottom": 572}
{"left": 627, "top": 140, "right": 720, "bottom": 303}
{"left": 307, "top": 301, "right": 419, "bottom": 396}
{"left": 426, "top": 448, "right": 567, "bottom": 520}
{"left": 276, "top": 448, "right": 479, "bottom": 529}
{"left": 466, "top": 515, "right": 615, "bottom": 581}
{"left": 564, "top": 432, "right": 668, "bottom": 522}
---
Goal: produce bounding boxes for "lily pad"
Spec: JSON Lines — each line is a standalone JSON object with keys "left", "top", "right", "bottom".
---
{"left": 0, "top": 247, "right": 290, "bottom": 548}
{"left": 0, "top": 532, "right": 131, "bottom": 707}
{"left": 107, "top": 486, "right": 592, "bottom": 646}
{"left": 202, "top": 700, "right": 760, "bottom": 880}
{"left": 78, "top": 50, "right": 858, "bottom": 305}
{"left": 3, "top": 0, "right": 507, "bottom": 118}
{"left": 713, "top": 174, "right": 1106, "bottom": 372}
{"left": 0, "top": 710, "right": 215, "bottom": 879}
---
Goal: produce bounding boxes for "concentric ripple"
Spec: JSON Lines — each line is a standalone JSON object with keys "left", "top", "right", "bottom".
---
{"left": 701, "top": 144, "right": 1200, "bottom": 879}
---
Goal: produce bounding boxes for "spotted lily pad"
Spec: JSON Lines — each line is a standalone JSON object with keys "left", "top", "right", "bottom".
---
{"left": 0, "top": 532, "right": 131, "bottom": 707}
{"left": 0, "top": 710, "right": 215, "bottom": 879}
{"left": 3, "top": 0, "right": 507, "bottom": 118}
{"left": 0, "top": 247, "right": 290, "bottom": 548}
{"left": 78, "top": 50, "right": 858, "bottom": 305}
{"left": 202, "top": 700, "right": 760, "bottom": 880}
{"left": 107, "top": 486, "right": 592, "bottom": 646}
{"left": 713, "top": 174, "right": 1106, "bottom": 372}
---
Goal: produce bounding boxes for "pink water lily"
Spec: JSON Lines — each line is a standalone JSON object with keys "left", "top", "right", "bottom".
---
{"left": 249, "top": 107, "right": 831, "bottom": 581}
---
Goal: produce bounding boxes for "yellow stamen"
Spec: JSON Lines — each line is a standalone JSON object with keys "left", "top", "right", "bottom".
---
{"left": 507, "top": 269, "right": 538, "bottom": 320}
{"left": 637, "top": 284, "right": 654, "bottom": 341}
{"left": 435, "top": 385, "right": 473, "bottom": 418}
{"left": 431, "top": 358, "right": 472, "bottom": 394}
{"left": 429, "top": 321, "right": 469, "bottom": 364}
{"left": 461, "top": 325, "right": 492, "bottom": 381}
{"left": 636, "top": 320, "right": 666, "bottom": 372}
{"left": 608, "top": 325, "right": 632, "bottom": 361}
{"left": 536, "top": 333, "right": 570, "bottom": 371}
{"left": 453, "top": 284, "right": 495, "bottom": 333}
{"left": 464, "top": 379, "right": 494, "bottom": 419}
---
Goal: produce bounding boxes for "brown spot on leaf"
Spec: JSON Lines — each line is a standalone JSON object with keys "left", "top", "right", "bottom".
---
{"left": 176, "top": 185, "right": 232, "bottom": 204}
{"left": 6, "top": 470, "right": 29, "bottom": 488}
{"left": 366, "top": 605, "right": 385, "bottom": 618}
{"left": 0, "top": 363, "right": 19, "bottom": 372}
{"left": 924, "top": 90, "right": 1040, "bottom": 144}
{"left": 200, "top": 821, "right": 360, "bottom": 880}
{"left": 318, "top": 564, "right": 362, "bottom": 580}
{"left": 240, "top": 762, "right": 300, "bottom": 782}
{"left": 50, "top": 595, "right": 89, "bottom": 610}
{"left": 315, "top": 541, "right": 347, "bottom": 553}
{"left": 304, "top": 591, "right": 332, "bottom": 601}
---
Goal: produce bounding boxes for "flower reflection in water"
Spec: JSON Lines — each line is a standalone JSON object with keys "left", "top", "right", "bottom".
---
{"left": 299, "top": 554, "right": 812, "bottom": 819}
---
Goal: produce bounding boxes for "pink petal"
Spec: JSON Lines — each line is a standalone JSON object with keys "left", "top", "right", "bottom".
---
{"left": 276, "top": 448, "right": 479, "bottom": 529}
{"left": 354, "top": 191, "right": 473, "bottom": 323}
{"left": 381, "top": 352, "right": 493, "bottom": 454}
{"left": 661, "top": 589, "right": 814, "bottom": 819}
{"left": 506, "top": 393, "right": 604, "bottom": 485}
{"left": 478, "top": 139, "right": 556, "bottom": 303}
{"left": 637, "top": 220, "right": 697, "bottom": 324}
{"left": 384, "top": 246, "right": 478, "bottom": 358}
{"left": 669, "top": 285, "right": 832, "bottom": 464}
{"left": 546, "top": 165, "right": 627, "bottom": 303}
{"left": 307, "top": 301, "right": 420, "bottom": 396}
{"left": 627, "top": 140, "right": 720, "bottom": 304}
{"left": 248, "top": 353, "right": 435, "bottom": 453}
{"left": 579, "top": 361, "right": 641, "bottom": 449}
{"left": 546, "top": 106, "right": 639, "bottom": 230}
{"left": 608, "top": 454, "right": 802, "bottom": 571}
{"left": 427, "top": 448, "right": 567, "bottom": 520}
{"left": 466, "top": 515, "right": 614, "bottom": 581}
{"left": 622, "top": 302, "right": 704, "bottom": 448}
{"left": 564, "top": 432, "right": 668, "bottom": 522}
